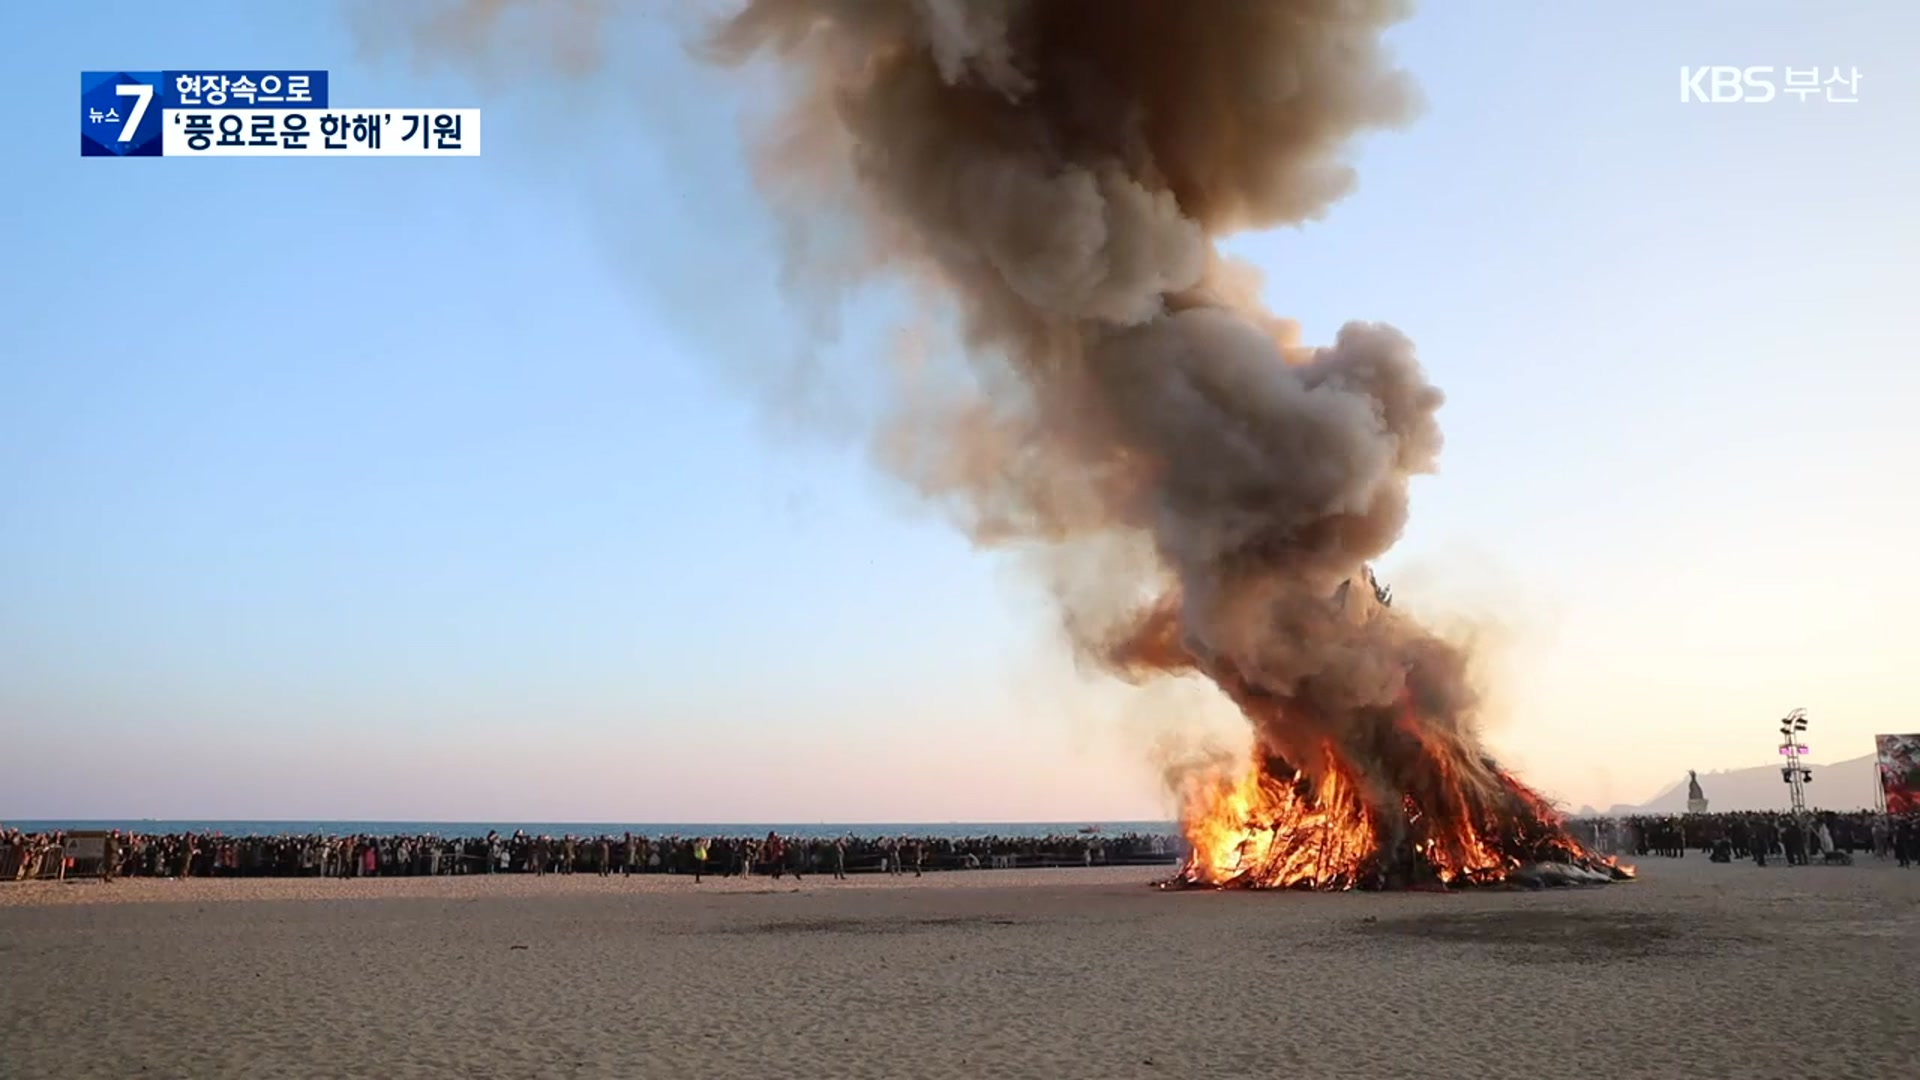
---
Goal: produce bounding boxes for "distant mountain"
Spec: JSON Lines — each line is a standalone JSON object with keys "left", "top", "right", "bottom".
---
{"left": 1602, "top": 753, "right": 1880, "bottom": 815}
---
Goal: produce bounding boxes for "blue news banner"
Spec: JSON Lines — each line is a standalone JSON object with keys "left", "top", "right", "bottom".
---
{"left": 81, "top": 70, "right": 479, "bottom": 158}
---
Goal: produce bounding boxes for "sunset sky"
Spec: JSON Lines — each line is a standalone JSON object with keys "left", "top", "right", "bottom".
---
{"left": 3, "top": 2, "right": 1914, "bottom": 821}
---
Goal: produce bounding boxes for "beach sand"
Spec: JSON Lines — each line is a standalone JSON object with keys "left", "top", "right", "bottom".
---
{"left": 3, "top": 857, "right": 1915, "bottom": 1079}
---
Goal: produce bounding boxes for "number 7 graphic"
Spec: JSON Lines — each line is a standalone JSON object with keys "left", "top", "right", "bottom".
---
{"left": 115, "top": 82, "right": 153, "bottom": 143}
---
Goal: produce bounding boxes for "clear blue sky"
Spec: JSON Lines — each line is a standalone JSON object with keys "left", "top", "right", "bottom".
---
{"left": 3, "top": 2, "right": 1915, "bottom": 820}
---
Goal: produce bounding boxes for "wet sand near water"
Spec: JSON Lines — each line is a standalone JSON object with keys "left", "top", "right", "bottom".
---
{"left": 3, "top": 858, "right": 1915, "bottom": 1079}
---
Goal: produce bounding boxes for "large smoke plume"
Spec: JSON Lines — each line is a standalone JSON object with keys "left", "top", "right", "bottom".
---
{"left": 700, "top": 0, "right": 1508, "bottom": 819}
{"left": 376, "top": 1, "right": 1530, "bottom": 830}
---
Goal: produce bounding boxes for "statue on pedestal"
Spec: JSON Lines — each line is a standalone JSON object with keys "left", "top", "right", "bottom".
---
{"left": 1686, "top": 769, "right": 1709, "bottom": 814}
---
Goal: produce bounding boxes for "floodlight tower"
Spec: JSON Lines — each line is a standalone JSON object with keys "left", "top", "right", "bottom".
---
{"left": 1778, "top": 709, "right": 1812, "bottom": 818}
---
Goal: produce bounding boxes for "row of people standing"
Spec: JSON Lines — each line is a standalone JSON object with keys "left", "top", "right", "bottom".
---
{"left": 1569, "top": 811, "right": 1920, "bottom": 867}
{"left": 2, "top": 827, "right": 1181, "bottom": 881}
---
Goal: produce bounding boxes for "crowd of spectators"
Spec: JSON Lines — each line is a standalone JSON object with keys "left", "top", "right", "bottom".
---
{"left": 1568, "top": 810, "right": 1920, "bottom": 868}
{"left": 1, "top": 826, "right": 1182, "bottom": 882}
{"left": 12, "top": 812, "right": 1917, "bottom": 884}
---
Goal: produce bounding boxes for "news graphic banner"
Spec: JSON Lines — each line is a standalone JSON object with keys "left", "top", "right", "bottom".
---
{"left": 1875, "top": 734, "right": 1920, "bottom": 814}
{"left": 81, "top": 70, "right": 479, "bottom": 157}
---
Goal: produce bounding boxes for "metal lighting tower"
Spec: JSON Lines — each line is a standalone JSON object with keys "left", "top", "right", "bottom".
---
{"left": 1778, "top": 709, "right": 1812, "bottom": 817}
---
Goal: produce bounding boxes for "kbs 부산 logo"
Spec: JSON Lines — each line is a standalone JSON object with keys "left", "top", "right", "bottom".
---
{"left": 1678, "top": 66, "right": 1861, "bottom": 104}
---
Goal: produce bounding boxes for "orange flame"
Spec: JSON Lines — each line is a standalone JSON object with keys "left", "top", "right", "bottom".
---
{"left": 1133, "top": 572, "right": 1633, "bottom": 890}
{"left": 1179, "top": 746, "right": 1382, "bottom": 890}
{"left": 1176, "top": 729, "right": 1632, "bottom": 890}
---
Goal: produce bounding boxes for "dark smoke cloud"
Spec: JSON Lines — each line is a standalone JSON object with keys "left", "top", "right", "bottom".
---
{"left": 704, "top": 1, "right": 1474, "bottom": 769}
{"left": 372, "top": 1, "right": 1515, "bottom": 813}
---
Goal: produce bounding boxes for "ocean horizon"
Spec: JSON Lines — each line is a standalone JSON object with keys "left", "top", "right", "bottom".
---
{"left": 3, "top": 818, "right": 1181, "bottom": 840}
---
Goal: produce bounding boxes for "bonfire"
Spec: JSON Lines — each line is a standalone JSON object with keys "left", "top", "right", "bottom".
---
{"left": 692, "top": 3, "right": 1637, "bottom": 895}
{"left": 1171, "top": 752, "right": 1633, "bottom": 891}
{"left": 1165, "top": 572, "right": 1633, "bottom": 892}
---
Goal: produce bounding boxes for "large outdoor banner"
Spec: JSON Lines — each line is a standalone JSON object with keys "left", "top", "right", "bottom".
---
{"left": 1875, "top": 734, "right": 1920, "bottom": 814}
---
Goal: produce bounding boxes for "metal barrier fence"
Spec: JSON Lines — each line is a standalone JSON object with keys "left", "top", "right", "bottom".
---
{"left": 2, "top": 832, "right": 111, "bottom": 881}
{"left": 2, "top": 841, "right": 69, "bottom": 881}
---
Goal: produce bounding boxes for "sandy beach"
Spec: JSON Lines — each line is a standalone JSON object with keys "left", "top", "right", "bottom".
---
{"left": 3, "top": 858, "right": 1915, "bottom": 1079}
